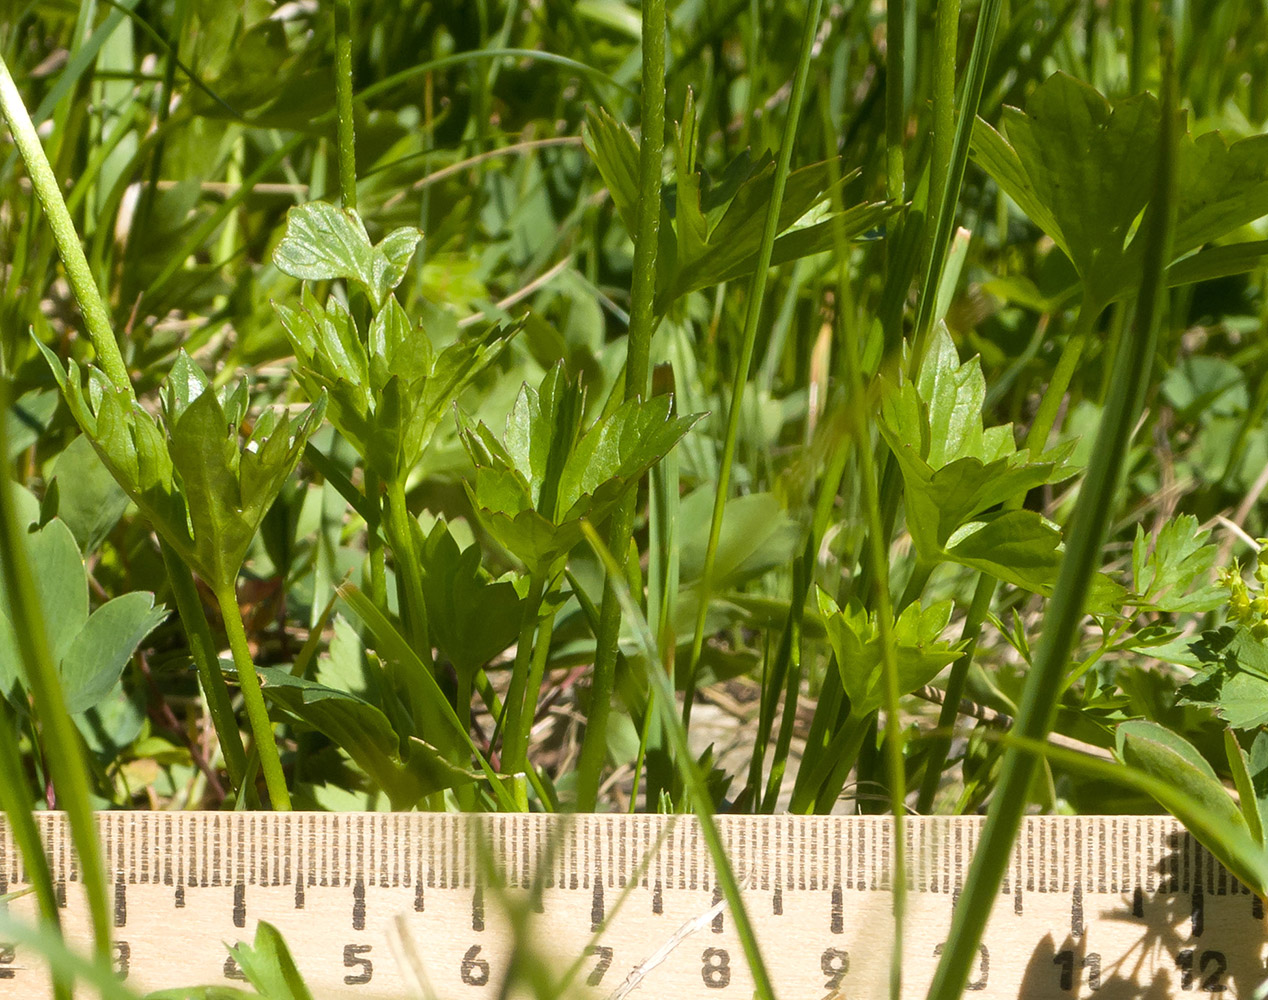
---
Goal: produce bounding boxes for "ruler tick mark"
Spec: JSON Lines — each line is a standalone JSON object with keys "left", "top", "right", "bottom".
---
{"left": 114, "top": 879, "right": 126, "bottom": 927}
{"left": 652, "top": 879, "right": 663, "bottom": 915}
{"left": 591, "top": 881, "right": 604, "bottom": 932}
{"left": 1132, "top": 885, "right": 1144, "bottom": 918}
{"left": 413, "top": 879, "right": 424, "bottom": 913}
{"left": 472, "top": 881, "right": 485, "bottom": 932}
{"left": 232, "top": 883, "right": 246, "bottom": 928}
{"left": 352, "top": 877, "right": 365, "bottom": 931}
{"left": 711, "top": 885, "right": 724, "bottom": 933}
{"left": 174, "top": 885, "right": 184, "bottom": 909}
{"left": 830, "top": 884, "right": 843, "bottom": 934}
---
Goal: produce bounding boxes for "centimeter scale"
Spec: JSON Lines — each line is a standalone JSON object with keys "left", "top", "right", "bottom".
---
{"left": 0, "top": 813, "right": 1265, "bottom": 998}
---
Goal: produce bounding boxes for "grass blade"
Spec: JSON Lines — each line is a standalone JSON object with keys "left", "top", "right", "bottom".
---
{"left": 0, "top": 383, "right": 111, "bottom": 959}
{"left": 924, "top": 28, "right": 1180, "bottom": 1000}
{"left": 581, "top": 522, "right": 776, "bottom": 1000}
{"left": 683, "top": 0, "right": 827, "bottom": 726}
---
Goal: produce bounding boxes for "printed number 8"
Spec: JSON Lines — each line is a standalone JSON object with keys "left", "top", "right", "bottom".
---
{"left": 702, "top": 947, "right": 731, "bottom": 988}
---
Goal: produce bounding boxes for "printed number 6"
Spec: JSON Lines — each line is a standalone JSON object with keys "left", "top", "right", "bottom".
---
{"left": 461, "top": 945, "right": 491, "bottom": 987}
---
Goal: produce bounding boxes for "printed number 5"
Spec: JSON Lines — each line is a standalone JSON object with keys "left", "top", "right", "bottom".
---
{"left": 343, "top": 944, "right": 372, "bottom": 985}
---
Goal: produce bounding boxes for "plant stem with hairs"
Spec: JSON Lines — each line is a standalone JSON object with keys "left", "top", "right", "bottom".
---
{"left": 573, "top": 0, "right": 666, "bottom": 811}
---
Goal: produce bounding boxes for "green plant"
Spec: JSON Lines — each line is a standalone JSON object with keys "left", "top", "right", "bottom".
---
{"left": 6, "top": 3, "right": 1268, "bottom": 997}
{"left": 462, "top": 363, "right": 701, "bottom": 785}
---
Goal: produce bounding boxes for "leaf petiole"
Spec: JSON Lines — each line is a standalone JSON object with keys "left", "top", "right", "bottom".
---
{"left": 214, "top": 582, "right": 291, "bottom": 811}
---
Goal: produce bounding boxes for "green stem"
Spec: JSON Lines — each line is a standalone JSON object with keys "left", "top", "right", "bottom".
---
{"left": 214, "top": 582, "right": 292, "bottom": 810}
{"left": 383, "top": 478, "right": 432, "bottom": 668}
{"left": 573, "top": 0, "right": 665, "bottom": 812}
{"left": 159, "top": 540, "right": 248, "bottom": 796}
{"left": 1028, "top": 291, "right": 1101, "bottom": 456}
{"left": 754, "top": 436, "right": 850, "bottom": 812}
{"left": 926, "top": 33, "right": 1178, "bottom": 998}
{"left": 788, "top": 714, "right": 871, "bottom": 814}
{"left": 514, "top": 602, "right": 560, "bottom": 779}
{"left": 910, "top": 0, "right": 1004, "bottom": 368}
{"left": 0, "top": 698, "right": 70, "bottom": 1000}
{"left": 629, "top": 687, "right": 655, "bottom": 813}
{"left": 334, "top": 0, "right": 358, "bottom": 211}
{"left": 499, "top": 572, "right": 547, "bottom": 781}
{"left": 928, "top": 0, "right": 961, "bottom": 225}
{"left": 382, "top": 478, "right": 452, "bottom": 763}
{"left": 0, "top": 390, "right": 110, "bottom": 959}
{"left": 362, "top": 468, "right": 388, "bottom": 610}
{"left": 914, "top": 571, "right": 994, "bottom": 814}
{"left": 885, "top": 0, "right": 906, "bottom": 206}
{"left": 684, "top": 0, "right": 826, "bottom": 725}
{"left": 0, "top": 55, "right": 130, "bottom": 396}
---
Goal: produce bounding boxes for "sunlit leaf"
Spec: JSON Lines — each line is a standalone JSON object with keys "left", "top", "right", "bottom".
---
{"left": 273, "top": 201, "right": 422, "bottom": 310}
{"left": 1179, "top": 626, "right": 1268, "bottom": 730}
{"left": 817, "top": 588, "right": 960, "bottom": 718}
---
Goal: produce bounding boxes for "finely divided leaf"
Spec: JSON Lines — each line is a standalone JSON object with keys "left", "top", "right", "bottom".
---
{"left": 1130, "top": 515, "right": 1224, "bottom": 613}
{"left": 1179, "top": 626, "right": 1268, "bottom": 730}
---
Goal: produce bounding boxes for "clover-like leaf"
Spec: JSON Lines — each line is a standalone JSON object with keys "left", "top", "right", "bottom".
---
{"left": 273, "top": 201, "right": 423, "bottom": 310}
{"left": 58, "top": 593, "right": 167, "bottom": 715}
{"left": 0, "top": 515, "right": 165, "bottom": 714}
{"left": 973, "top": 73, "right": 1268, "bottom": 307}
{"left": 816, "top": 588, "right": 961, "bottom": 719}
{"left": 462, "top": 364, "right": 702, "bottom": 575}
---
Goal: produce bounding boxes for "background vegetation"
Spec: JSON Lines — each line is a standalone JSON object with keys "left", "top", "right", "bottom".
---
{"left": 3, "top": 0, "right": 1268, "bottom": 997}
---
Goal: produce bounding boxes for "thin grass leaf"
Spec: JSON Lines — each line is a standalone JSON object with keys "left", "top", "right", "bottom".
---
{"left": 581, "top": 522, "right": 776, "bottom": 1000}
{"left": 0, "top": 387, "right": 111, "bottom": 959}
{"left": 926, "top": 30, "right": 1182, "bottom": 1000}
{"left": 1001, "top": 731, "right": 1268, "bottom": 898}
{"left": 336, "top": 582, "right": 518, "bottom": 811}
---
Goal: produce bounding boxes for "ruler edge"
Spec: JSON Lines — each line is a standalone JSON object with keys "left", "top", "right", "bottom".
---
{"left": 0, "top": 813, "right": 1249, "bottom": 900}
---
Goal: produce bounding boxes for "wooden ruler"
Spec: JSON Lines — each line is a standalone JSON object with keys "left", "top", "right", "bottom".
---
{"left": 0, "top": 813, "right": 1265, "bottom": 998}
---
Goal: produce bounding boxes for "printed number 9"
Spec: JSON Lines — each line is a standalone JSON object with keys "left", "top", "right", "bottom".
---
{"left": 821, "top": 948, "right": 849, "bottom": 992}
